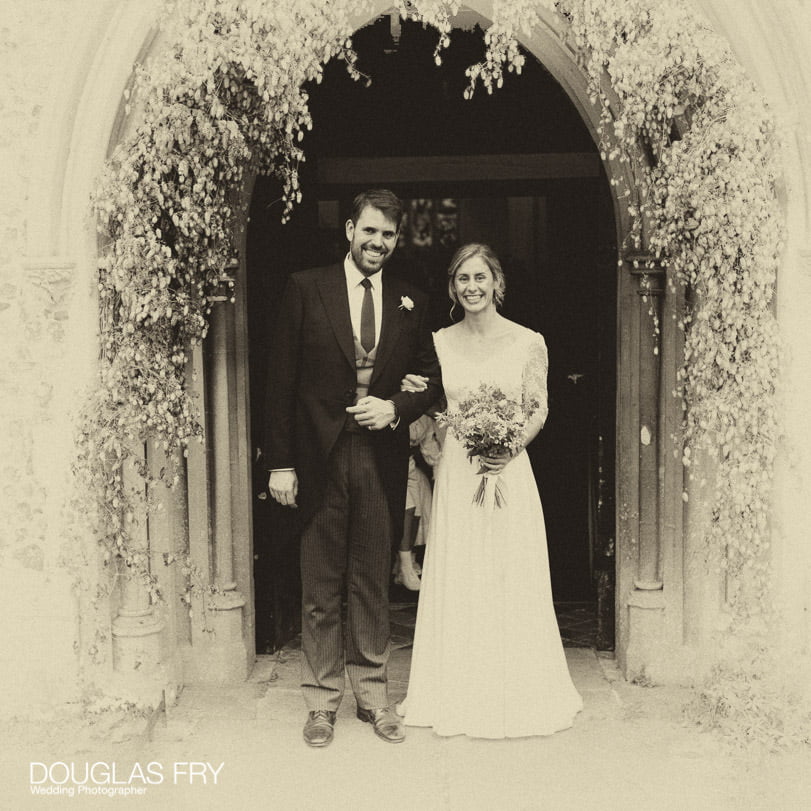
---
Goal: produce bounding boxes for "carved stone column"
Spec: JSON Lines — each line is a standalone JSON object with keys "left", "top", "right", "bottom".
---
{"left": 111, "top": 562, "right": 165, "bottom": 673}
{"left": 200, "top": 268, "right": 248, "bottom": 680}
{"left": 111, "top": 455, "right": 164, "bottom": 676}
{"left": 631, "top": 261, "right": 664, "bottom": 592}
{"left": 624, "top": 257, "right": 666, "bottom": 679}
{"left": 148, "top": 444, "right": 189, "bottom": 702}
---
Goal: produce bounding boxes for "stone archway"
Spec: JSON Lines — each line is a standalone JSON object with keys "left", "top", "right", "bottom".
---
{"left": 39, "top": 1, "right": 809, "bottom": 699}
{"left": 72, "top": 1, "right": 681, "bottom": 689}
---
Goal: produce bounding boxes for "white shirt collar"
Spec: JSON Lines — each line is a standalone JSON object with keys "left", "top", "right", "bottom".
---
{"left": 344, "top": 253, "right": 382, "bottom": 289}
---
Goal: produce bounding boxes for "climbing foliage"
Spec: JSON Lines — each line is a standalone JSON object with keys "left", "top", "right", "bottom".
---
{"left": 84, "top": 0, "right": 781, "bottom": 627}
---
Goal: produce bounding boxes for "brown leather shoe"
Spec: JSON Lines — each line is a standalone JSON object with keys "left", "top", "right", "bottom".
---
{"left": 356, "top": 706, "right": 405, "bottom": 743}
{"left": 303, "top": 710, "right": 336, "bottom": 747}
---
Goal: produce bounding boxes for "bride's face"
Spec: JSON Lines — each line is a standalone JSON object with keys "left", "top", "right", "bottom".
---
{"left": 453, "top": 257, "right": 496, "bottom": 314}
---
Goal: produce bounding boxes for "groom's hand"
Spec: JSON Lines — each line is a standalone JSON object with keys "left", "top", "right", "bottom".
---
{"left": 346, "top": 396, "right": 396, "bottom": 430}
{"left": 268, "top": 469, "right": 298, "bottom": 508}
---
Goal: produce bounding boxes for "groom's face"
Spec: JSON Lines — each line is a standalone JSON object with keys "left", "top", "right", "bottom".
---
{"left": 345, "top": 205, "right": 399, "bottom": 276}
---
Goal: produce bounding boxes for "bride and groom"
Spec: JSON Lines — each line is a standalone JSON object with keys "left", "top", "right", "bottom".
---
{"left": 264, "top": 188, "right": 582, "bottom": 747}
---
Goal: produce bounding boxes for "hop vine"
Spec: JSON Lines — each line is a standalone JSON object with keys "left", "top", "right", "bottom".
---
{"left": 81, "top": 0, "right": 783, "bottom": 637}
{"left": 561, "top": 0, "right": 783, "bottom": 614}
{"left": 81, "top": 0, "right": 372, "bottom": 601}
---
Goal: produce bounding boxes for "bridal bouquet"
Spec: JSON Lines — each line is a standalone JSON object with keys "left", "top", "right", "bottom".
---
{"left": 437, "top": 383, "right": 538, "bottom": 508}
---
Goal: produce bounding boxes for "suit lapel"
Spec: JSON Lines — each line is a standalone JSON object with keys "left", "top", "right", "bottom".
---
{"left": 317, "top": 266, "right": 356, "bottom": 370}
{"left": 370, "top": 275, "right": 405, "bottom": 385}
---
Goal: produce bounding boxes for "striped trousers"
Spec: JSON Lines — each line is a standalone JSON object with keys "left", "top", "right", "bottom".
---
{"left": 300, "top": 431, "right": 394, "bottom": 711}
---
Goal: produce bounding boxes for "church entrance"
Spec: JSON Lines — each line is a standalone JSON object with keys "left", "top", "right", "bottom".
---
{"left": 246, "top": 16, "right": 617, "bottom": 653}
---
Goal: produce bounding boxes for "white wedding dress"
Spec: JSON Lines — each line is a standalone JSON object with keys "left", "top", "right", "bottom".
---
{"left": 402, "top": 324, "right": 583, "bottom": 738}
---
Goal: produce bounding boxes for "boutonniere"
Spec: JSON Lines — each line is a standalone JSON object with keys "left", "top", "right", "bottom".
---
{"left": 399, "top": 296, "right": 415, "bottom": 311}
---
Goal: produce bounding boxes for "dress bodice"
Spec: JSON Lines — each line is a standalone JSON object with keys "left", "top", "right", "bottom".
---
{"left": 433, "top": 323, "right": 549, "bottom": 425}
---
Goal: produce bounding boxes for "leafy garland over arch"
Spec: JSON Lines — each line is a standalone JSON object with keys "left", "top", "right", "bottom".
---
{"left": 84, "top": 0, "right": 781, "bottom": 622}
{"left": 560, "top": 1, "right": 781, "bottom": 613}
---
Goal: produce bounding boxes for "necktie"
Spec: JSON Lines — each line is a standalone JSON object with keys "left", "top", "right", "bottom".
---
{"left": 360, "top": 277, "right": 375, "bottom": 353}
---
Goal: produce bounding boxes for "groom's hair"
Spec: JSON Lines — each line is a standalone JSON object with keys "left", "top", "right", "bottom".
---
{"left": 350, "top": 189, "right": 404, "bottom": 230}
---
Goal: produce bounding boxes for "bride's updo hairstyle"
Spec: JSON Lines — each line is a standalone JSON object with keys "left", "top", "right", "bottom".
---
{"left": 447, "top": 243, "right": 506, "bottom": 309}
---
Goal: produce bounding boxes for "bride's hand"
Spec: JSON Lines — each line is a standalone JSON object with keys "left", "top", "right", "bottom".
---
{"left": 401, "top": 373, "right": 429, "bottom": 393}
{"left": 479, "top": 448, "right": 514, "bottom": 475}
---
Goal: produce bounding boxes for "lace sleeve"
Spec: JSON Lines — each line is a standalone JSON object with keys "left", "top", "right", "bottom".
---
{"left": 522, "top": 333, "right": 549, "bottom": 426}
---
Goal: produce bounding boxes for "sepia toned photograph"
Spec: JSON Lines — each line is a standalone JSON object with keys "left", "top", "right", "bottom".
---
{"left": 1, "top": 1, "right": 810, "bottom": 808}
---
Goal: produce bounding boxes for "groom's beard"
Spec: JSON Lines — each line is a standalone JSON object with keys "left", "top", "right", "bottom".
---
{"left": 351, "top": 242, "right": 390, "bottom": 276}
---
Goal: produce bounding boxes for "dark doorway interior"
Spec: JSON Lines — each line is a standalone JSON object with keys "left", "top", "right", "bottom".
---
{"left": 248, "top": 17, "right": 616, "bottom": 653}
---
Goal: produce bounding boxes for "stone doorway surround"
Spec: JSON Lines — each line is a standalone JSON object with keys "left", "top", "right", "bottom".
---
{"left": 28, "top": 0, "right": 810, "bottom": 705}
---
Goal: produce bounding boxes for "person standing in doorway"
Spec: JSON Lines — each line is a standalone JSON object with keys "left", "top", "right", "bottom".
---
{"left": 398, "top": 243, "right": 582, "bottom": 737}
{"left": 264, "top": 189, "right": 441, "bottom": 747}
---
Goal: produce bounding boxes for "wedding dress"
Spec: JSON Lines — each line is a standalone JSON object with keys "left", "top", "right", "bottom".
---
{"left": 402, "top": 324, "right": 583, "bottom": 738}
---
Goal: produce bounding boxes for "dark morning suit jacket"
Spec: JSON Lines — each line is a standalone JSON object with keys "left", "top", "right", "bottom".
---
{"left": 264, "top": 263, "right": 442, "bottom": 538}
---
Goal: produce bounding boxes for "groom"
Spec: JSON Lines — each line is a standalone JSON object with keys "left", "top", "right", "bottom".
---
{"left": 264, "top": 189, "right": 441, "bottom": 747}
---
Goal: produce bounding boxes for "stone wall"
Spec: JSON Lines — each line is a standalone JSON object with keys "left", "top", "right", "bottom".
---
{"left": 0, "top": 0, "right": 809, "bottom": 715}
{"left": 0, "top": 0, "right": 97, "bottom": 714}
{"left": 695, "top": 0, "right": 811, "bottom": 665}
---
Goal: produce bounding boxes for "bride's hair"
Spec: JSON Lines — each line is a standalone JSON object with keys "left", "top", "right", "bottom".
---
{"left": 446, "top": 243, "right": 506, "bottom": 311}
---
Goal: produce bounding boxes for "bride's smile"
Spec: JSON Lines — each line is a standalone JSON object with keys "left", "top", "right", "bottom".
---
{"left": 454, "top": 256, "right": 496, "bottom": 312}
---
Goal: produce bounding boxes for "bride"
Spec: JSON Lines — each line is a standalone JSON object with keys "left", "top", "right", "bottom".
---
{"left": 399, "top": 243, "right": 582, "bottom": 738}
